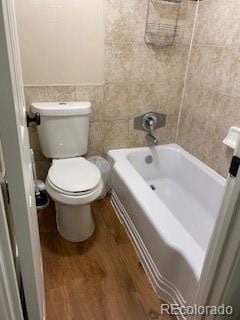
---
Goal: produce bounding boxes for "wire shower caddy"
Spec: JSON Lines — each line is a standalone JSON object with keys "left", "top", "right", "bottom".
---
{"left": 144, "top": 0, "right": 183, "bottom": 48}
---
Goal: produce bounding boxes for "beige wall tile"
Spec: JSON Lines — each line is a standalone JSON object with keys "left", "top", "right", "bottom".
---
{"left": 181, "top": 81, "right": 214, "bottom": 127}
{"left": 178, "top": 0, "right": 240, "bottom": 178}
{"left": 130, "top": 84, "right": 159, "bottom": 118}
{"left": 104, "top": 120, "right": 129, "bottom": 152}
{"left": 88, "top": 122, "right": 106, "bottom": 156}
{"left": 128, "top": 119, "right": 147, "bottom": 147}
{"left": 155, "top": 114, "right": 178, "bottom": 145}
{"left": 44, "top": 86, "right": 76, "bottom": 101}
{"left": 103, "top": 84, "right": 131, "bottom": 120}
{"left": 204, "top": 0, "right": 234, "bottom": 46}
{"left": 24, "top": 86, "right": 47, "bottom": 110}
{"left": 131, "top": 43, "right": 158, "bottom": 83}
{"left": 155, "top": 45, "right": 188, "bottom": 83}
{"left": 187, "top": 45, "right": 223, "bottom": 90}
{"left": 105, "top": 43, "right": 133, "bottom": 84}
{"left": 75, "top": 85, "right": 105, "bottom": 122}
{"left": 226, "top": 1, "right": 240, "bottom": 47}
{"left": 154, "top": 79, "right": 184, "bottom": 115}
{"left": 182, "top": 2, "right": 197, "bottom": 45}
{"left": 210, "top": 93, "right": 240, "bottom": 138}
{"left": 217, "top": 48, "right": 240, "bottom": 97}
{"left": 104, "top": 0, "right": 135, "bottom": 43}
{"left": 132, "top": 0, "right": 148, "bottom": 44}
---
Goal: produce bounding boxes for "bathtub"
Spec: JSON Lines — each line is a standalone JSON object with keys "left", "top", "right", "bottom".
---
{"left": 107, "top": 144, "right": 225, "bottom": 313}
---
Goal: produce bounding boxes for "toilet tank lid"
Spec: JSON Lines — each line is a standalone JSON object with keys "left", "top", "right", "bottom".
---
{"left": 31, "top": 101, "right": 91, "bottom": 116}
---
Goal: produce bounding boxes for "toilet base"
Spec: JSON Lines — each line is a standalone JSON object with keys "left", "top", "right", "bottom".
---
{"left": 55, "top": 202, "right": 95, "bottom": 242}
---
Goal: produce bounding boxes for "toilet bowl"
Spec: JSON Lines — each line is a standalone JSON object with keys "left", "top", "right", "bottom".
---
{"left": 46, "top": 157, "right": 103, "bottom": 242}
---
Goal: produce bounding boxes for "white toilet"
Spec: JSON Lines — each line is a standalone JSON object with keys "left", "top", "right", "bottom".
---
{"left": 31, "top": 102, "right": 103, "bottom": 242}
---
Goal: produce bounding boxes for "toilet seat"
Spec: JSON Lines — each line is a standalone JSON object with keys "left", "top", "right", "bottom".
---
{"left": 48, "top": 157, "right": 101, "bottom": 195}
{"left": 46, "top": 157, "right": 104, "bottom": 206}
{"left": 46, "top": 177, "right": 101, "bottom": 197}
{"left": 46, "top": 178, "right": 104, "bottom": 205}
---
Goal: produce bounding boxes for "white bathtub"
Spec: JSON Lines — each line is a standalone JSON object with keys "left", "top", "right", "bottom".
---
{"left": 107, "top": 144, "right": 225, "bottom": 312}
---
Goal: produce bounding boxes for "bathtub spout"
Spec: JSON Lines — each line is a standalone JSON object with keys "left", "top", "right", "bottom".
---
{"left": 146, "top": 133, "right": 158, "bottom": 145}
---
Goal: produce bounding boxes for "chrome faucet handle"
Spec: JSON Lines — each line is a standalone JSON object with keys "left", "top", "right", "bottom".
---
{"left": 134, "top": 112, "right": 166, "bottom": 132}
{"left": 143, "top": 114, "right": 157, "bottom": 132}
{"left": 143, "top": 113, "right": 157, "bottom": 132}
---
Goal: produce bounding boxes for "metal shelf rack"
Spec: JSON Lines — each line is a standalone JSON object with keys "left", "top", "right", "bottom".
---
{"left": 145, "top": 0, "right": 182, "bottom": 48}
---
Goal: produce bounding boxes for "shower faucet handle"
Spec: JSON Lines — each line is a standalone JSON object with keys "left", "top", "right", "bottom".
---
{"left": 134, "top": 112, "right": 166, "bottom": 132}
{"left": 143, "top": 113, "right": 158, "bottom": 132}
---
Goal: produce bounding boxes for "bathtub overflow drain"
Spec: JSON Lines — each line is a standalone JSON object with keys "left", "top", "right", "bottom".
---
{"left": 145, "top": 155, "right": 153, "bottom": 164}
{"left": 150, "top": 184, "right": 156, "bottom": 190}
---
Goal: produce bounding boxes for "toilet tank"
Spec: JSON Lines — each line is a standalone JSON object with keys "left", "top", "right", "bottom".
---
{"left": 31, "top": 102, "right": 91, "bottom": 158}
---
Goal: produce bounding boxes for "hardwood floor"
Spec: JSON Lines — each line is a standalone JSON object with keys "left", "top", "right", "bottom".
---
{"left": 38, "top": 198, "right": 174, "bottom": 320}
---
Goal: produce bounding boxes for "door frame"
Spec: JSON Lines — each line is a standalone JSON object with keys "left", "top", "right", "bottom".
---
{"left": 0, "top": 0, "right": 45, "bottom": 319}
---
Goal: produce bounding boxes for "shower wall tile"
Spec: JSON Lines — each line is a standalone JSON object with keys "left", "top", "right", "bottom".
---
{"left": 105, "top": 43, "right": 133, "bottom": 83}
{"left": 130, "top": 83, "right": 159, "bottom": 118}
{"left": 187, "top": 46, "right": 223, "bottom": 90}
{"left": 25, "top": 0, "right": 196, "bottom": 178}
{"left": 181, "top": 2, "right": 195, "bottom": 45}
{"left": 178, "top": 0, "right": 240, "bottom": 177}
{"left": 132, "top": 0, "right": 148, "bottom": 43}
{"left": 190, "top": 2, "right": 208, "bottom": 45}
{"left": 181, "top": 82, "right": 214, "bottom": 127}
{"left": 103, "top": 84, "right": 131, "bottom": 120}
{"left": 227, "top": 1, "right": 240, "bottom": 47}
{"left": 131, "top": 43, "right": 158, "bottom": 83}
{"left": 104, "top": 0, "right": 134, "bottom": 43}
{"left": 210, "top": 93, "right": 240, "bottom": 138}
{"left": 204, "top": 0, "right": 234, "bottom": 46}
{"left": 217, "top": 48, "right": 240, "bottom": 97}
{"left": 155, "top": 79, "right": 184, "bottom": 115}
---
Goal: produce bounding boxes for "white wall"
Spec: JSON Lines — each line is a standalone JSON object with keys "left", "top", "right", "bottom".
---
{"left": 15, "top": 0, "right": 104, "bottom": 85}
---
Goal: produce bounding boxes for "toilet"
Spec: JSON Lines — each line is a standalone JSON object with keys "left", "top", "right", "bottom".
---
{"left": 31, "top": 102, "right": 103, "bottom": 242}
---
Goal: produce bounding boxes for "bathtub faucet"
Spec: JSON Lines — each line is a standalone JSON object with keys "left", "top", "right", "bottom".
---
{"left": 143, "top": 113, "right": 159, "bottom": 145}
{"left": 133, "top": 112, "right": 166, "bottom": 146}
{"left": 146, "top": 132, "right": 158, "bottom": 145}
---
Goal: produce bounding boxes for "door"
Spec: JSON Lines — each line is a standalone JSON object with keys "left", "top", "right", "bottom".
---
{"left": 0, "top": 0, "right": 45, "bottom": 319}
{"left": 0, "top": 186, "right": 24, "bottom": 320}
{"left": 193, "top": 140, "right": 240, "bottom": 319}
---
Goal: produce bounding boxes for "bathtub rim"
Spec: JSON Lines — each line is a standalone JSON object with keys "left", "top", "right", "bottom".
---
{"left": 108, "top": 143, "right": 225, "bottom": 187}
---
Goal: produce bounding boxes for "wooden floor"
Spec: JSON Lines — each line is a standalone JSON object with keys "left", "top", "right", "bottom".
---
{"left": 38, "top": 198, "right": 173, "bottom": 320}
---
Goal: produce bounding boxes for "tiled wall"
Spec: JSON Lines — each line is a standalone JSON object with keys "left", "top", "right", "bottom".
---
{"left": 26, "top": 0, "right": 194, "bottom": 179}
{"left": 177, "top": 0, "right": 240, "bottom": 177}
